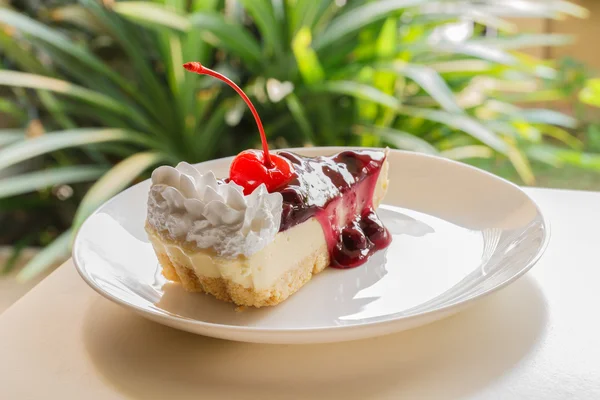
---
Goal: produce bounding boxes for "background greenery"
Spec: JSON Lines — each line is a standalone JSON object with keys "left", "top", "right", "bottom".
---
{"left": 0, "top": 0, "right": 597, "bottom": 279}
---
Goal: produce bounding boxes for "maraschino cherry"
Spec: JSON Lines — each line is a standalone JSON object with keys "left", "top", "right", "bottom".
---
{"left": 183, "top": 62, "right": 293, "bottom": 195}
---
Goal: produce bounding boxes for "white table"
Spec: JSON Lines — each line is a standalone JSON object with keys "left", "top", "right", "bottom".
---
{"left": 1, "top": 188, "right": 599, "bottom": 399}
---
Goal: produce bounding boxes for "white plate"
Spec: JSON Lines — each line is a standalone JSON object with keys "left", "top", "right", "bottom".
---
{"left": 73, "top": 147, "right": 549, "bottom": 344}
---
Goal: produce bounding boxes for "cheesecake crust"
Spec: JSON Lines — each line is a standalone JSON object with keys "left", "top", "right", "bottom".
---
{"left": 155, "top": 243, "right": 329, "bottom": 307}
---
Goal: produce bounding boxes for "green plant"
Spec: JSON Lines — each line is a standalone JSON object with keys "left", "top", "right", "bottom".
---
{"left": 578, "top": 77, "right": 600, "bottom": 153}
{"left": 0, "top": 0, "right": 594, "bottom": 279}
{"left": 580, "top": 78, "right": 600, "bottom": 108}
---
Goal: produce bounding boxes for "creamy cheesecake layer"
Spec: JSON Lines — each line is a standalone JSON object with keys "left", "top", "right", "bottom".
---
{"left": 147, "top": 217, "right": 326, "bottom": 292}
{"left": 150, "top": 236, "right": 330, "bottom": 307}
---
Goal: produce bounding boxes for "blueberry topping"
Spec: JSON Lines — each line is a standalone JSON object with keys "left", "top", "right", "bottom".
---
{"left": 275, "top": 150, "right": 391, "bottom": 267}
{"left": 341, "top": 225, "right": 369, "bottom": 251}
{"left": 280, "top": 186, "right": 306, "bottom": 207}
{"left": 361, "top": 211, "right": 388, "bottom": 246}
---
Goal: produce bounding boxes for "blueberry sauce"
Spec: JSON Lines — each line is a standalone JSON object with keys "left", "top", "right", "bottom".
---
{"left": 275, "top": 150, "right": 392, "bottom": 268}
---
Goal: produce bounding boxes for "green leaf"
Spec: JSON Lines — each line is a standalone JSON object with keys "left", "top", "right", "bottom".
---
{"left": 0, "top": 129, "right": 25, "bottom": 147}
{"left": 526, "top": 145, "right": 600, "bottom": 170}
{"left": 165, "top": 0, "right": 187, "bottom": 12}
{"left": 113, "top": 2, "right": 191, "bottom": 31}
{"left": 492, "top": 0, "right": 588, "bottom": 18}
{"left": 310, "top": 1, "right": 338, "bottom": 34}
{"left": 375, "top": 61, "right": 461, "bottom": 113}
{"left": 0, "top": 71, "right": 152, "bottom": 131}
{"left": 357, "top": 125, "right": 438, "bottom": 154}
{"left": 0, "top": 8, "right": 135, "bottom": 97}
{"left": 427, "top": 59, "right": 492, "bottom": 74}
{"left": 507, "top": 146, "right": 535, "bottom": 185}
{"left": 314, "top": 81, "right": 508, "bottom": 155}
{"left": 0, "top": 98, "right": 27, "bottom": 122}
{"left": 518, "top": 109, "right": 578, "bottom": 129}
{"left": 0, "top": 166, "right": 107, "bottom": 198}
{"left": 470, "top": 34, "right": 574, "bottom": 50}
{"left": 580, "top": 79, "right": 600, "bottom": 108}
{"left": 376, "top": 17, "right": 397, "bottom": 58}
{"left": 72, "top": 152, "right": 165, "bottom": 232}
{"left": 413, "top": 5, "right": 516, "bottom": 32}
{"left": 372, "top": 18, "right": 399, "bottom": 124}
{"left": 190, "top": 0, "right": 220, "bottom": 12}
{"left": 537, "top": 125, "right": 583, "bottom": 150}
{"left": 180, "top": 23, "right": 213, "bottom": 96}
{"left": 139, "top": 4, "right": 186, "bottom": 103}
{"left": 32, "top": 41, "right": 129, "bottom": 102}
{"left": 314, "top": 0, "right": 429, "bottom": 50}
{"left": 431, "top": 42, "right": 516, "bottom": 66}
{"left": 315, "top": 80, "right": 400, "bottom": 108}
{"left": 196, "top": 103, "right": 228, "bottom": 160}
{"left": 38, "top": 90, "right": 77, "bottom": 130}
{"left": 80, "top": 0, "right": 178, "bottom": 130}
{"left": 16, "top": 229, "right": 71, "bottom": 282}
{"left": 286, "top": 93, "right": 314, "bottom": 143}
{"left": 49, "top": 5, "right": 107, "bottom": 34}
{"left": 189, "top": 12, "right": 263, "bottom": 68}
{"left": 486, "top": 101, "right": 578, "bottom": 129}
{"left": 440, "top": 145, "right": 493, "bottom": 161}
{"left": 400, "top": 106, "right": 509, "bottom": 154}
{"left": 238, "top": 0, "right": 283, "bottom": 57}
{"left": 289, "top": 0, "right": 331, "bottom": 36}
{"left": 0, "top": 30, "right": 48, "bottom": 75}
{"left": 272, "top": 0, "right": 286, "bottom": 33}
{"left": 180, "top": 0, "right": 217, "bottom": 145}
{"left": 156, "top": 32, "right": 185, "bottom": 99}
{"left": 0, "top": 128, "right": 152, "bottom": 171}
{"left": 461, "top": 11, "right": 516, "bottom": 33}
{"left": 421, "top": 1, "right": 587, "bottom": 19}
{"left": 1, "top": 233, "right": 35, "bottom": 275}
{"left": 551, "top": 0, "right": 589, "bottom": 18}
{"left": 292, "top": 27, "right": 325, "bottom": 85}
{"left": 495, "top": 89, "right": 566, "bottom": 104}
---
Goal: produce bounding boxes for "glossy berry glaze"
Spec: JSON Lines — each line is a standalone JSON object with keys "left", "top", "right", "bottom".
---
{"left": 276, "top": 150, "right": 392, "bottom": 268}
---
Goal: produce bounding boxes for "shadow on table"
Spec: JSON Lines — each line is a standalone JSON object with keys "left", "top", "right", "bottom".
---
{"left": 83, "top": 275, "right": 547, "bottom": 400}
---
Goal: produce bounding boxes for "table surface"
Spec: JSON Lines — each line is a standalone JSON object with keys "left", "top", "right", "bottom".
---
{"left": 1, "top": 188, "right": 599, "bottom": 400}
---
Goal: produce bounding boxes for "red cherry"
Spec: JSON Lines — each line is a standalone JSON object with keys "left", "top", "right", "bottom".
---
{"left": 230, "top": 150, "right": 294, "bottom": 195}
{"left": 183, "top": 62, "right": 292, "bottom": 194}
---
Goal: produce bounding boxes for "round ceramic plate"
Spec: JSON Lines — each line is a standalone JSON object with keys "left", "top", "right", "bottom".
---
{"left": 73, "top": 147, "right": 548, "bottom": 344}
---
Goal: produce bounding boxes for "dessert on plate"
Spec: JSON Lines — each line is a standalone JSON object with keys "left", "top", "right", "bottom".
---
{"left": 145, "top": 62, "right": 391, "bottom": 308}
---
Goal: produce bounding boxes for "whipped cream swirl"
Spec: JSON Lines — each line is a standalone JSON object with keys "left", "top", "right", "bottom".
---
{"left": 147, "top": 162, "right": 283, "bottom": 258}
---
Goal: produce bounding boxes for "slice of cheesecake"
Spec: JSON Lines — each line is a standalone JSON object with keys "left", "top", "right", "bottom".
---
{"left": 145, "top": 149, "right": 390, "bottom": 308}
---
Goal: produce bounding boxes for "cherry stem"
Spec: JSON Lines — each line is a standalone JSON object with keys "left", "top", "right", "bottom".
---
{"left": 183, "top": 61, "right": 273, "bottom": 168}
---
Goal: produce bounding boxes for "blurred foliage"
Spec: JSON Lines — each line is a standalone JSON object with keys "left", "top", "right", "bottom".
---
{"left": 0, "top": 0, "right": 596, "bottom": 279}
{"left": 580, "top": 78, "right": 600, "bottom": 108}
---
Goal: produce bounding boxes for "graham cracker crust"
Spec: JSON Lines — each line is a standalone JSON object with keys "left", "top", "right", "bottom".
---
{"left": 155, "top": 245, "right": 329, "bottom": 308}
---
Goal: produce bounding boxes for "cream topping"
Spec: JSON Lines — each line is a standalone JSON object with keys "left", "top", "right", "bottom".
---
{"left": 147, "top": 162, "right": 283, "bottom": 258}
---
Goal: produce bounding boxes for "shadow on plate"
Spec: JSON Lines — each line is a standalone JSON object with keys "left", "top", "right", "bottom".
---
{"left": 83, "top": 275, "right": 547, "bottom": 400}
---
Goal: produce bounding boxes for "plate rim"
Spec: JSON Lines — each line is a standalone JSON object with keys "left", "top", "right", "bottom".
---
{"left": 72, "top": 147, "right": 550, "bottom": 337}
